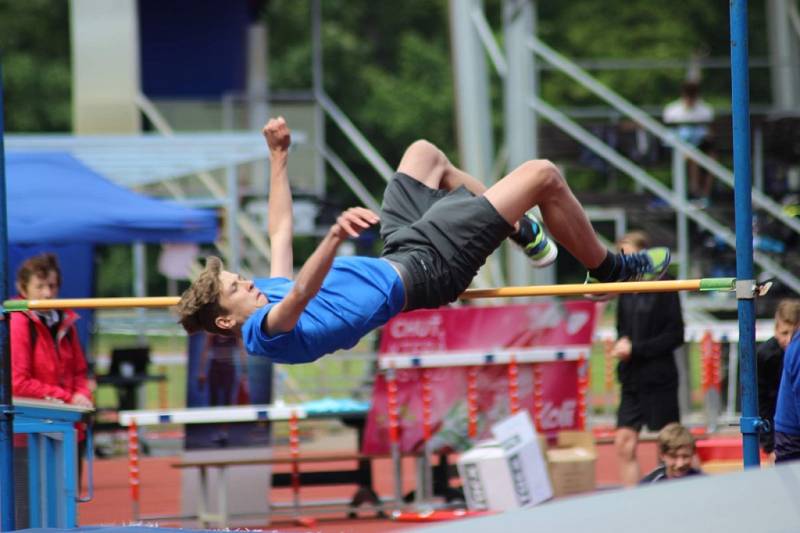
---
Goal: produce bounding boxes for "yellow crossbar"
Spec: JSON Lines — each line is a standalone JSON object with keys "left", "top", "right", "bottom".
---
{"left": 461, "top": 278, "right": 714, "bottom": 299}
{"left": 10, "top": 296, "right": 181, "bottom": 310}
{"left": 2, "top": 278, "right": 734, "bottom": 311}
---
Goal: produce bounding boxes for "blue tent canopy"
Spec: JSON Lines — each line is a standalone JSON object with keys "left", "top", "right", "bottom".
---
{"left": 8, "top": 152, "right": 217, "bottom": 244}
{"left": 6, "top": 152, "right": 219, "bottom": 352}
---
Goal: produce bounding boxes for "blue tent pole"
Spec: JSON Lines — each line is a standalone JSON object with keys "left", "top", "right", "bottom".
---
{"left": 730, "top": 0, "right": 760, "bottom": 468}
{"left": 0, "top": 56, "right": 15, "bottom": 531}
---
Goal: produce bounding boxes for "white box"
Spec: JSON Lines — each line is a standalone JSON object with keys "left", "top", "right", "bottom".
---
{"left": 457, "top": 411, "right": 553, "bottom": 511}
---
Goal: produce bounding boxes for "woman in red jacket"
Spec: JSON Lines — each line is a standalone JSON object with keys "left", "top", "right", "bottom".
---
{"left": 11, "top": 253, "right": 92, "bottom": 407}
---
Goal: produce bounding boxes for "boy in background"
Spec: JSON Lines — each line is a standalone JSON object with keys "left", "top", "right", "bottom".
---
{"left": 640, "top": 423, "right": 702, "bottom": 483}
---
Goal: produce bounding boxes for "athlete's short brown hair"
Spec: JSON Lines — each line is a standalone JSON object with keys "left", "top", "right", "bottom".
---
{"left": 175, "top": 256, "right": 231, "bottom": 336}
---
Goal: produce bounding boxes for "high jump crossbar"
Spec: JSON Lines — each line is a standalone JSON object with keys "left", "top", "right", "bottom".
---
{"left": 1, "top": 277, "right": 736, "bottom": 311}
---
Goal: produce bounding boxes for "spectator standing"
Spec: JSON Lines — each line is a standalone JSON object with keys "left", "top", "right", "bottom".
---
{"left": 612, "top": 231, "right": 685, "bottom": 486}
{"left": 197, "top": 333, "right": 249, "bottom": 407}
{"left": 663, "top": 81, "right": 716, "bottom": 207}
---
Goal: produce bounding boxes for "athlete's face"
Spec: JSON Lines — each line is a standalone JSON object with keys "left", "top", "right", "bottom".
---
{"left": 214, "top": 271, "right": 268, "bottom": 332}
{"left": 774, "top": 319, "right": 798, "bottom": 351}
{"left": 661, "top": 445, "right": 694, "bottom": 479}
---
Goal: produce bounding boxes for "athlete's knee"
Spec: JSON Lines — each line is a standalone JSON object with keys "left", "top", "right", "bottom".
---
{"left": 522, "top": 159, "right": 564, "bottom": 194}
{"left": 404, "top": 139, "right": 445, "bottom": 165}
{"left": 399, "top": 140, "right": 449, "bottom": 187}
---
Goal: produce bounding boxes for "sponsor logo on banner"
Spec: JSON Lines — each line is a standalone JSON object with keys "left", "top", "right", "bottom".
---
{"left": 539, "top": 399, "right": 577, "bottom": 431}
{"left": 387, "top": 314, "right": 446, "bottom": 353}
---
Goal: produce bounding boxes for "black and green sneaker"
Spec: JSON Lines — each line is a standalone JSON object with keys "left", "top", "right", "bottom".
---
{"left": 512, "top": 212, "right": 558, "bottom": 268}
{"left": 584, "top": 247, "right": 671, "bottom": 285}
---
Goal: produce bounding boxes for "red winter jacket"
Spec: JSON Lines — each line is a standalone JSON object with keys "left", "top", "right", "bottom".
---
{"left": 11, "top": 308, "right": 90, "bottom": 402}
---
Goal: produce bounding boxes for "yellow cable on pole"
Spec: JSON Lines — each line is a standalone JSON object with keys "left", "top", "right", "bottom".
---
{"left": 2, "top": 278, "right": 736, "bottom": 311}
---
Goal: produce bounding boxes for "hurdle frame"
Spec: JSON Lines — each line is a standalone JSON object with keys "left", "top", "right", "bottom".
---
{"left": 117, "top": 403, "right": 391, "bottom": 528}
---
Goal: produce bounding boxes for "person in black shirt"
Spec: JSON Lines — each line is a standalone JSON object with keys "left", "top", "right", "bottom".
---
{"left": 612, "top": 231, "right": 685, "bottom": 486}
{"left": 758, "top": 299, "right": 800, "bottom": 459}
{"left": 640, "top": 423, "right": 702, "bottom": 483}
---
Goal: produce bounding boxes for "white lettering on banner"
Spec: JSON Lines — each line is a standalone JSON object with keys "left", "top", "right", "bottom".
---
{"left": 539, "top": 399, "right": 577, "bottom": 430}
{"left": 388, "top": 315, "right": 446, "bottom": 353}
{"left": 566, "top": 312, "right": 590, "bottom": 335}
{"left": 389, "top": 314, "right": 444, "bottom": 338}
{"left": 525, "top": 305, "right": 563, "bottom": 330}
{"left": 391, "top": 341, "right": 441, "bottom": 355}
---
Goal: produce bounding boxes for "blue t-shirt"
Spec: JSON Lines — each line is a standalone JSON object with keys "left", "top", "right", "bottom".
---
{"left": 242, "top": 256, "right": 405, "bottom": 364}
{"left": 775, "top": 332, "right": 800, "bottom": 436}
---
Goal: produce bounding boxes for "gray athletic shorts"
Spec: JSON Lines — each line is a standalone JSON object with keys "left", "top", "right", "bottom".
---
{"left": 380, "top": 172, "right": 514, "bottom": 311}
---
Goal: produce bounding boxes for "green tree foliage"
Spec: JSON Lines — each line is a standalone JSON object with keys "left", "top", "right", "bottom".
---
{"left": 0, "top": 0, "right": 71, "bottom": 131}
{"left": 267, "top": 0, "right": 458, "bottom": 198}
{"left": 538, "top": 0, "right": 769, "bottom": 108}
{"left": 95, "top": 244, "right": 171, "bottom": 297}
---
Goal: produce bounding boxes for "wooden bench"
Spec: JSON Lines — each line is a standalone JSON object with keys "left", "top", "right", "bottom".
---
{"left": 172, "top": 451, "right": 460, "bottom": 527}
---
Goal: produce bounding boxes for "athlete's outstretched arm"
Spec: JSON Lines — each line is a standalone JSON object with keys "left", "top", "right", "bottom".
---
{"left": 264, "top": 207, "right": 379, "bottom": 335}
{"left": 264, "top": 117, "right": 294, "bottom": 279}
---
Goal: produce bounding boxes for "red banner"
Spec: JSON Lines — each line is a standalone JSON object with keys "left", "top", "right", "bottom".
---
{"left": 362, "top": 302, "right": 598, "bottom": 454}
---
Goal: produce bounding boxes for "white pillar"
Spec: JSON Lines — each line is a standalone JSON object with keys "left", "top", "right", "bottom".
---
{"left": 449, "top": 0, "right": 494, "bottom": 184}
{"left": 504, "top": 0, "right": 553, "bottom": 286}
{"left": 767, "top": 0, "right": 800, "bottom": 110}
{"left": 70, "top": 0, "right": 141, "bottom": 133}
{"left": 246, "top": 20, "right": 270, "bottom": 130}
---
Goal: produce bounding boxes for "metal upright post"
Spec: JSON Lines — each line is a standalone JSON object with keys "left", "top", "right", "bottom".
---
{"left": 729, "top": 0, "right": 761, "bottom": 468}
{"left": 226, "top": 165, "right": 241, "bottom": 273}
{"left": 0, "top": 56, "right": 16, "bottom": 532}
{"left": 504, "top": 0, "right": 552, "bottom": 287}
{"left": 449, "top": 0, "right": 494, "bottom": 184}
{"left": 449, "top": 0, "right": 498, "bottom": 289}
{"left": 311, "top": 0, "right": 327, "bottom": 198}
{"left": 246, "top": 15, "right": 270, "bottom": 130}
{"left": 132, "top": 242, "right": 147, "bottom": 349}
{"left": 672, "top": 149, "right": 689, "bottom": 282}
{"left": 767, "top": 0, "right": 800, "bottom": 110}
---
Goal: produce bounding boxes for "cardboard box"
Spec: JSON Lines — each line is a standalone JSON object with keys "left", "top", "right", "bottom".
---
{"left": 545, "top": 431, "right": 596, "bottom": 497}
{"left": 457, "top": 411, "right": 553, "bottom": 511}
